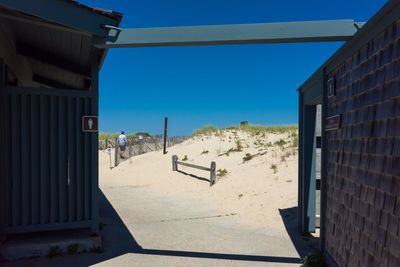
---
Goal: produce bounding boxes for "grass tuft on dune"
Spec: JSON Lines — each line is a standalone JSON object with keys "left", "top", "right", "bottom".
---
{"left": 192, "top": 123, "right": 297, "bottom": 137}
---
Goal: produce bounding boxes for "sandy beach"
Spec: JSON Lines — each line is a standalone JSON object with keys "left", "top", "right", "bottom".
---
{"left": 100, "top": 129, "right": 298, "bottom": 230}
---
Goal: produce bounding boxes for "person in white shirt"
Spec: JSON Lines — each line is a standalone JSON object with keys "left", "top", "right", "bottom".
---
{"left": 117, "top": 131, "right": 128, "bottom": 157}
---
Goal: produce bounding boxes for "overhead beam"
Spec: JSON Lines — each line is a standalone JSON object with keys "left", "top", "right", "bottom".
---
{"left": 0, "top": 0, "right": 119, "bottom": 36}
{"left": 32, "top": 74, "right": 87, "bottom": 90}
{"left": 0, "top": 9, "right": 92, "bottom": 37}
{"left": 17, "top": 43, "right": 91, "bottom": 79}
{"left": 95, "top": 19, "right": 362, "bottom": 48}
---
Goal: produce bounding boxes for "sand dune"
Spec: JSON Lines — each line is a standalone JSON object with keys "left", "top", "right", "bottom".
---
{"left": 100, "top": 129, "right": 298, "bottom": 232}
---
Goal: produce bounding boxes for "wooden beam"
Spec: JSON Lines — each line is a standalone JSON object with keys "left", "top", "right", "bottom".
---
{"left": 32, "top": 74, "right": 83, "bottom": 90}
{"left": 95, "top": 19, "right": 361, "bottom": 48}
{"left": 17, "top": 43, "right": 91, "bottom": 79}
{"left": 0, "top": 0, "right": 120, "bottom": 36}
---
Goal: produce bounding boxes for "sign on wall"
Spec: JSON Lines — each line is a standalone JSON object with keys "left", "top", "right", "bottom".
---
{"left": 82, "top": 116, "right": 98, "bottom": 132}
{"left": 325, "top": 114, "right": 341, "bottom": 131}
{"left": 327, "top": 77, "right": 336, "bottom": 98}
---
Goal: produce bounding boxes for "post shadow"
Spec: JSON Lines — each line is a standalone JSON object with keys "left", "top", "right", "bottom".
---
{"left": 177, "top": 170, "right": 210, "bottom": 183}
{"left": 279, "top": 207, "right": 317, "bottom": 259}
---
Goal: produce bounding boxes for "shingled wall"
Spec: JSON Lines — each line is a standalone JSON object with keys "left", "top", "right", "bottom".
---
{"left": 325, "top": 19, "right": 400, "bottom": 266}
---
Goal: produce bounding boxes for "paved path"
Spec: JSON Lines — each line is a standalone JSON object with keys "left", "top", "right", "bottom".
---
{"left": 2, "top": 182, "right": 313, "bottom": 267}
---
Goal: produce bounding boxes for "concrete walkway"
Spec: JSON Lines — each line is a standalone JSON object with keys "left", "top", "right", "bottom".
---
{"left": 1, "top": 182, "right": 314, "bottom": 267}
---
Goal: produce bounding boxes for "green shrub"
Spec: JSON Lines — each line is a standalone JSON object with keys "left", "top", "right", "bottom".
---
{"left": 201, "top": 150, "right": 209, "bottom": 155}
{"left": 274, "top": 139, "right": 288, "bottom": 147}
{"left": 217, "top": 168, "right": 228, "bottom": 177}
{"left": 68, "top": 243, "right": 79, "bottom": 255}
{"left": 243, "top": 153, "right": 254, "bottom": 162}
{"left": 192, "top": 125, "right": 219, "bottom": 137}
{"left": 235, "top": 139, "right": 243, "bottom": 151}
{"left": 48, "top": 246, "right": 62, "bottom": 258}
{"left": 182, "top": 155, "right": 188, "bottom": 161}
{"left": 270, "top": 164, "right": 278, "bottom": 173}
{"left": 301, "top": 250, "right": 326, "bottom": 267}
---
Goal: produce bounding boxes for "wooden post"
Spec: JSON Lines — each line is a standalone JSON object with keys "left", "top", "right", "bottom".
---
{"left": 128, "top": 140, "right": 133, "bottom": 164}
{"left": 114, "top": 137, "right": 118, "bottom": 167}
{"left": 210, "top": 161, "right": 216, "bottom": 186}
{"left": 172, "top": 155, "right": 178, "bottom": 171}
{"left": 163, "top": 117, "right": 168, "bottom": 154}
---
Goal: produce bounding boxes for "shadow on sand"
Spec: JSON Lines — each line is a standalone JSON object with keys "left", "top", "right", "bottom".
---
{"left": 177, "top": 170, "right": 210, "bottom": 183}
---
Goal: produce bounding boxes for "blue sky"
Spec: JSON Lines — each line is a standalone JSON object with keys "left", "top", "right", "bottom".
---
{"left": 81, "top": 0, "right": 386, "bottom": 136}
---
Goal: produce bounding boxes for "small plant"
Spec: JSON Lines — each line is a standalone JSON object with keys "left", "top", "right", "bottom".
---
{"left": 182, "top": 155, "right": 188, "bottom": 161}
{"left": 201, "top": 150, "right": 209, "bottom": 155}
{"left": 291, "top": 132, "right": 298, "bottom": 148}
{"left": 235, "top": 139, "right": 243, "bottom": 151}
{"left": 48, "top": 246, "right": 62, "bottom": 258}
{"left": 270, "top": 164, "right": 278, "bottom": 173}
{"left": 68, "top": 243, "right": 79, "bottom": 255}
{"left": 274, "top": 139, "right": 287, "bottom": 147}
{"left": 280, "top": 155, "right": 288, "bottom": 166}
{"left": 243, "top": 153, "right": 254, "bottom": 162}
{"left": 217, "top": 168, "right": 228, "bottom": 177}
{"left": 301, "top": 250, "right": 326, "bottom": 267}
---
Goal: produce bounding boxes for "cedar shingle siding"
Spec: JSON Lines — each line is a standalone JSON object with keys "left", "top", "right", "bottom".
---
{"left": 326, "top": 19, "right": 400, "bottom": 266}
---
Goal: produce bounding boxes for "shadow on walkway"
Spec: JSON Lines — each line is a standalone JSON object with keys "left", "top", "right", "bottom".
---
{"left": 279, "top": 207, "right": 318, "bottom": 259}
{"left": 7, "top": 193, "right": 303, "bottom": 266}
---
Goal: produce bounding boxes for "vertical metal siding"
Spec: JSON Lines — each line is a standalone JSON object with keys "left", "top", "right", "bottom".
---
{"left": 2, "top": 88, "right": 95, "bottom": 233}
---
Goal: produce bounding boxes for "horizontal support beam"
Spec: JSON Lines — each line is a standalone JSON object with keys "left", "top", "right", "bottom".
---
{"left": 176, "top": 161, "right": 211, "bottom": 172}
{"left": 95, "top": 19, "right": 361, "bottom": 48}
{"left": 5, "top": 86, "right": 92, "bottom": 97}
{"left": 0, "top": 0, "right": 119, "bottom": 36}
{"left": 0, "top": 10, "right": 91, "bottom": 37}
{"left": 32, "top": 74, "right": 86, "bottom": 91}
{"left": 17, "top": 43, "right": 91, "bottom": 79}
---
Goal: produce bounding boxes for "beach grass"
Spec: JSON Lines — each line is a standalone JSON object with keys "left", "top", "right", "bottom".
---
{"left": 192, "top": 123, "right": 297, "bottom": 137}
{"left": 99, "top": 132, "right": 150, "bottom": 141}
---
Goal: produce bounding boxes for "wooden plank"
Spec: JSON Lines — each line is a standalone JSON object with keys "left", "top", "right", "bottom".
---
{"left": 10, "top": 94, "right": 21, "bottom": 226}
{"left": 5, "top": 86, "right": 91, "bottom": 98}
{"left": 0, "top": 58, "right": 6, "bottom": 239}
{"left": 20, "top": 94, "right": 30, "bottom": 225}
{"left": 30, "top": 95, "right": 40, "bottom": 225}
{"left": 58, "top": 97, "right": 67, "bottom": 222}
{"left": 75, "top": 98, "right": 83, "bottom": 221}
{"left": 90, "top": 51, "right": 99, "bottom": 232}
{"left": 67, "top": 96, "right": 76, "bottom": 222}
{"left": 84, "top": 98, "right": 91, "bottom": 220}
{"left": 39, "top": 95, "right": 50, "bottom": 224}
{"left": 176, "top": 161, "right": 211, "bottom": 172}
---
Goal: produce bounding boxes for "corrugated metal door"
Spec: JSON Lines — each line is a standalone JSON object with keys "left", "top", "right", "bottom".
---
{"left": 1, "top": 87, "right": 97, "bottom": 234}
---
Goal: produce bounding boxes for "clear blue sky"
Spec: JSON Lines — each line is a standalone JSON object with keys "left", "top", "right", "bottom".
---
{"left": 81, "top": 0, "right": 386, "bottom": 136}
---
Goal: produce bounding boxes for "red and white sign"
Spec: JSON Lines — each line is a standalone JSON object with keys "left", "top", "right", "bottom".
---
{"left": 82, "top": 116, "right": 98, "bottom": 132}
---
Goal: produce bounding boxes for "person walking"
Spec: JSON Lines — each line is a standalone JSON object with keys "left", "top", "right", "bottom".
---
{"left": 117, "top": 131, "right": 128, "bottom": 158}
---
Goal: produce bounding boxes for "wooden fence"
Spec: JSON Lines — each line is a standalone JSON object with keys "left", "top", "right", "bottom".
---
{"left": 172, "top": 155, "right": 216, "bottom": 186}
{"left": 99, "top": 136, "right": 188, "bottom": 167}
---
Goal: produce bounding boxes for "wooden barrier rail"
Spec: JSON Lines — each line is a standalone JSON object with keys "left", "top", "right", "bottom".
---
{"left": 172, "top": 155, "right": 216, "bottom": 186}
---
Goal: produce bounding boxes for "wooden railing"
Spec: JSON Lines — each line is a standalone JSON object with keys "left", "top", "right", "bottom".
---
{"left": 172, "top": 155, "right": 216, "bottom": 186}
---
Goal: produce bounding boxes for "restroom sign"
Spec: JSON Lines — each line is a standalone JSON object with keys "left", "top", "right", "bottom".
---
{"left": 82, "top": 116, "right": 98, "bottom": 132}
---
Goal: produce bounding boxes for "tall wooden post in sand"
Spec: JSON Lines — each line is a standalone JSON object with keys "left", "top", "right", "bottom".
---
{"left": 163, "top": 117, "right": 168, "bottom": 154}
